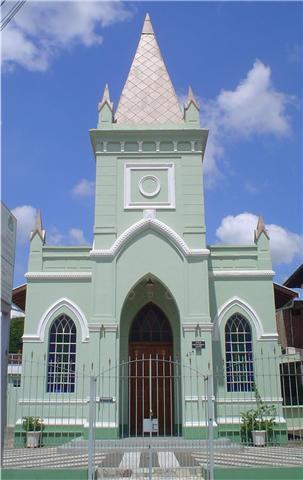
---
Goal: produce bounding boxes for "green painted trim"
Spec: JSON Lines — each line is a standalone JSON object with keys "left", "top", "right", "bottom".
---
{"left": 1, "top": 469, "right": 87, "bottom": 480}
{"left": 14, "top": 431, "right": 83, "bottom": 448}
{"left": 83, "top": 427, "right": 119, "bottom": 439}
{"left": 14, "top": 425, "right": 84, "bottom": 433}
{"left": 217, "top": 423, "right": 288, "bottom": 445}
{"left": 183, "top": 426, "right": 217, "bottom": 439}
{"left": 214, "top": 467, "right": 303, "bottom": 480}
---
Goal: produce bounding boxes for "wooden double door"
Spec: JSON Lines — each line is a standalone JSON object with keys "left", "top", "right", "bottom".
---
{"left": 129, "top": 342, "right": 174, "bottom": 436}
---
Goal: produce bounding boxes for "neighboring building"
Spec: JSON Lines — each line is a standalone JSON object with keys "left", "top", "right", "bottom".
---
{"left": 13, "top": 14, "right": 283, "bottom": 440}
{"left": 275, "top": 265, "right": 303, "bottom": 355}
{"left": 283, "top": 265, "right": 303, "bottom": 353}
{"left": 1, "top": 203, "right": 17, "bottom": 461}
{"left": 274, "top": 266, "right": 303, "bottom": 437}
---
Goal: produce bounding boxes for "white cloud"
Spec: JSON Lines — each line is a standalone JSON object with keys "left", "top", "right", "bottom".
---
{"left": 216, "top": 212, "right": 303, "bottom": 266}
{"left": 48, "top": 227, "right": 65, "bottom": 245}
{"left": 11, "top": 205, "right": 37, "bottom": 244}
{"left": 47, "top": 226, "right": 88, "bottom": 245}
{"left": 217, "top": 60, "right": 292, "bottom": 137}
{"left": 201, "top": 60, "right": 293, "bottom": 183}
{"left": 69, "top": 228, "right": 87, "bottom": 245}
{"left": 2, "top": 0, "right": 132, "bottom": 71}
{"left": 72, "top": 179, "right": 95, "bottom": 197}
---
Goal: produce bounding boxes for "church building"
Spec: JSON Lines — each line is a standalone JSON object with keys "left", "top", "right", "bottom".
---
{"left": 18, "top": 14, "right": 283, "bottom": 441}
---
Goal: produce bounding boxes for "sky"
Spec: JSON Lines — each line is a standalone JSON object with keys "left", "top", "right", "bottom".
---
{"left": 2, "top": 0, "right": 303, "bottom": 287}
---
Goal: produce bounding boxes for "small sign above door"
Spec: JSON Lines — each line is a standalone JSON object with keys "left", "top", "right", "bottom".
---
{"left": 192, "top": 341, "right": 205, "bottom": 349}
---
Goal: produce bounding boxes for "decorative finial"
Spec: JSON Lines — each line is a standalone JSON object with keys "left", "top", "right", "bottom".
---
{"left": 30, "top": 210, "right": 45, "bottom": 243}
{"left": 254, "top": 215, "right": 269, "bottom": 242}
{"left": 98, "top": 83, "right": 113, "bottom": 112}
{"left": 142, "top": 12, "right": 154, "bottom": 35}
{"left": 185, "top": 85, "right": 200, "bottom": 110}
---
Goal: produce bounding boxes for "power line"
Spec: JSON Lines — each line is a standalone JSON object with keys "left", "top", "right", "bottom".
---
{"left": 1, "top": 0, "right": 26, "bottom": 31}
{"left": 1, "top": 1, "right": 7, "bottom": 8}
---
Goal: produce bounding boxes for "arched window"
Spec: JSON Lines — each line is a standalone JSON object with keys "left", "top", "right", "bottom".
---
{"left": 129, "top": 303, "right": 172, "bottom": 342}
{"left": 47, "top": 314, "right": 76, "bottom": 393}
{"left": 225, "top": 314, "right": 254, "bottom": 392}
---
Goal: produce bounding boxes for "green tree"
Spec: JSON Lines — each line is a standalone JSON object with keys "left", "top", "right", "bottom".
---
{"left": 9, "top": 317, "right": 24, "bottom": 353}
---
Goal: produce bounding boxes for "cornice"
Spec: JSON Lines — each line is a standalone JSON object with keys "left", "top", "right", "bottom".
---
{"left": 25, "top": 272, "right": 92, "bottom": 280}
{"left": 209, "top": 270, "right": 275, "bottom": 278}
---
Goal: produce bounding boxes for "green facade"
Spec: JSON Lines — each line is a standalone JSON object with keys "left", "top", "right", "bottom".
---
{"left": 9, "top": 14, "right": 284, "bottom": 441}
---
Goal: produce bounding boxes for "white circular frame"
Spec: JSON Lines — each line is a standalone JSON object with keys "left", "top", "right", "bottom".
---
{"left": 138, "top": 175, "right": 161, "bottom": 198}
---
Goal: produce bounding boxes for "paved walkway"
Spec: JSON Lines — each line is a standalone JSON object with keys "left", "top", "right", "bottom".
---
{"left": 3, "top": 444, "right": 303, "bottom": 470}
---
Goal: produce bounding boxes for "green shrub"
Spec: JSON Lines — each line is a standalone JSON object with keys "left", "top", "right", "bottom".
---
{"left": 240, "top": 384, "right": 276, "bottom": 444}
{"left": 22, "top": 416, "right": 44, "bottom": 432}
{"left": 9, "top": 317, "right": 24, "bottom": 353}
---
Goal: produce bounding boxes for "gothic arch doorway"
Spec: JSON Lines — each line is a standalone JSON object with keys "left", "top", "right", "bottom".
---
{"left": 129, "top": 302, "right": 174, "bottom": 436}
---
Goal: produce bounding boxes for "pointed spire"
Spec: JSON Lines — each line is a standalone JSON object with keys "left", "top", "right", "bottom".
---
{"left": 98, "top": 83, "right": 113, "bottom": 112}
{"left": 30, "top": 210, "right": 45, "bottom": 243}
{"left": 142, "top": 13, "right": 154, "bottom": 35}
{"left": 115, "top": 13, "right": 182, "bottom": 124}
{"left": 185, "top": 85, "right": 200, "bottom": 110}
{"left": 254, "top": 215, "right": 269, "bottom": 242}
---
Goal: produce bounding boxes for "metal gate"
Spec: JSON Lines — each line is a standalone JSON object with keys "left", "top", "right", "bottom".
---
{"left": 88, "top": 356, "right": 214, "bottom": 479}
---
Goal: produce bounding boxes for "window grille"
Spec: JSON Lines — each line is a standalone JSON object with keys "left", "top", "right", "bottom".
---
{"left": 225, "top": 313, "right": 254, "bottom": 392}
{"left": 47, "top": 314, "right": 76, "bottom": 393}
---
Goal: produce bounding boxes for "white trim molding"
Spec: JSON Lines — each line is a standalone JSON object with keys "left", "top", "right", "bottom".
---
{"left": 216, "top": 416, "right": 286, "bottom": 425}
{"left": 88, "top": 323, "right": 118, "bottom": 333}
{"left": 138, "top": 175, "right": 161, "bottom": 198}
{"left": 216, "top": 397, "right": 283, "bottom": 404}
{"left": 124, "top": 162, "right": 175, "bottom": 209}
{"left": 185, "top": 395, "right": 215, "bottom": 402}
{"left": 209, "top": 269, "right": 275, "bottom": 278}
{"left": 18, "top": 399, "right": 89, "bottom": 405}
{"left": 90, "top": 217, "right": 210, "bottom": 259}
{"left": 7, "top": 365, "right": 22, "bottom": 374}
{"left": 182, "top": 323, "right": 213, "bottom": 333}
{"left": 184, "top": 421, "right": 218, "bottom": 427}
{"left": 213, "top": 296, "right": 264, "bottom": 341}
{"left": 16, "top": 417, "right": 119, "bottom": 428}
{"left": 16, "top": 418, "right": 87, "bottom": 426}
{"left": 259, "top": 333, "right": 279, "bottom": 342}
{"left": 84, "top": 421, "right": 118, "bottom": 428}
{"left": 23, "top": 297, "right": 90, "bottom": 343}
{"left": 25, "top": 272, "right": 92, "bottom": 280}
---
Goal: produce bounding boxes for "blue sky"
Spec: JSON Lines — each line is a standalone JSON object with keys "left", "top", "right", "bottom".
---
{"left": 2, "top": 0, "right": 302, "bottom": 287}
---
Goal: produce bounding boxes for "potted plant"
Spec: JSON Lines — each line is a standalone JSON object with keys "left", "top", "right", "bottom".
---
{"left": 22, "top": 416, "right": 44, "bottom": 448}
{"left": 240, "top": 385, "right": 276, "bottom": 446}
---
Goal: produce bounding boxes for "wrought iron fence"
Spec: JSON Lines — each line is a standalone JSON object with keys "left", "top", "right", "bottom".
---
{"left": 3, "top": 352, "right": 303, "bottom": 479}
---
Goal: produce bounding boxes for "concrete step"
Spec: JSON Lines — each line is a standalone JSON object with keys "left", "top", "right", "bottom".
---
{"left": 96, "top": 467, "right": 205, "bottom": 479}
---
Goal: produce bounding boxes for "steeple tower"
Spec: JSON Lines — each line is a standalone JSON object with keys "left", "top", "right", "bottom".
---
{"left": 184, "top": 85, "right": 200, "bottom": 124}
{"left": 115, "top": 13, "right": 182, "bottom": 124}
{"left": 90, "top": 13, "right": 209, "bottom": 251}
{"left": 30, "top": 210, "right": 45, "bottom": 243}
{"left": 98, "top": 84, "right": 113, "bottom": 126}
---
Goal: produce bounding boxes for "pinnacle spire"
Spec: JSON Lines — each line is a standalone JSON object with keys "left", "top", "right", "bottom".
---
{"left": 142, "top": 13, "right": 154, "bottom": 35}
{"left": 98, "top": 83, "right": 113, "bottom": 112}
{"left": 254, "top": 215, "right": 269, "bottom": 242}
{"left": 115, "top": 13, "right": 182, "bottom": 124}
{"left": 30, "top": 210, "right": 45, "bottom": 243}
{"left": 185, "top": 85, "right": 200, "bottom": 110}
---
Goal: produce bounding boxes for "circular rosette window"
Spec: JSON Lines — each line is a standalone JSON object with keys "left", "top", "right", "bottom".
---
{"left": 138, "top": 175, "right": 161, "bottom": 198}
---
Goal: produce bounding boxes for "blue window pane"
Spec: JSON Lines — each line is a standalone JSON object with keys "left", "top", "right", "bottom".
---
{"left": 47, "top": 314, "right": 77, "bottom": 393}
{"left": 225, "top": 314, "right": 254, "bottom": 393}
